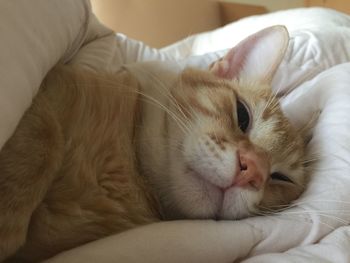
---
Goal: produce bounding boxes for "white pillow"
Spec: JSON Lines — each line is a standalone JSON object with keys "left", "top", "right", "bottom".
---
{"left": 0, "top": 0, "right": 121, "bottom": 151}
{"left": 0, "top": 0, "right": 88, "bottom": 149}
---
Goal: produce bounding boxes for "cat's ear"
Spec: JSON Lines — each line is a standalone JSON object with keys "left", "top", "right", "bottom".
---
{"left": 210, "top": 25, "right": 289, "bottom": 84}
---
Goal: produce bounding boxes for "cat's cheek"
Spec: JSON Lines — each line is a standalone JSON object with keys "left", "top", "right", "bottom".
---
{"left": 170, "top": 168, "right": 223, "bottom": 219}
{"left": 181, "top": 130, "right": 239, "bottom": 190}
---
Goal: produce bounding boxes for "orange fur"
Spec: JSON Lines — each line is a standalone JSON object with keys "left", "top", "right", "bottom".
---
{"left": 1, "top": 67, "right": 160, "bottom": 262}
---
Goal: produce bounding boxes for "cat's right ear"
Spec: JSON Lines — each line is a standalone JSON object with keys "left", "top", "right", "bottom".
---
{"left": 210, "top": 25, "right": 289, "bottom": 84}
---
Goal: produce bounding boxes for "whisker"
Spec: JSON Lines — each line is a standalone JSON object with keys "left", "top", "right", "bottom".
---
{"left": 136, "top": 91, "right": 190, "bottom": 134}
{"left": 135, "top": 67, "right": 194, "bottom": 128}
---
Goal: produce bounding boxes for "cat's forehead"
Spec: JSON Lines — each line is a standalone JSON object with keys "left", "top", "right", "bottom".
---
{"left": 179, "top": 68, "right": 233, "bottom": 89}
{"left": 179, "top": 69, "right": 271, "bottom": 104}
{"left": 233, "top": 81, "right": 272, "bottom": 104}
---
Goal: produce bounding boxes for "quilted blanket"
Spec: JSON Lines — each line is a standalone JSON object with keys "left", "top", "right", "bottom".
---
{"left": 2, "top": 1, "right": 350, "bottom": 262}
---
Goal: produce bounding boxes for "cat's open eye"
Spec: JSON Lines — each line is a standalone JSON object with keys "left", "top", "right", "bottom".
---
{"left": 270, "top": 172, "right": 294, "bottom": 183}
{"left": 236, "top": 100, "right": 250, "bottom": 133}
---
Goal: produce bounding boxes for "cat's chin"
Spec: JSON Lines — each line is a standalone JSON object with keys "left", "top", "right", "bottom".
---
{"left": 218, "top": 187, "right": 259, "bottom": 220}
{"left": 168, "top": 168, "right": 258, "bottom": 220}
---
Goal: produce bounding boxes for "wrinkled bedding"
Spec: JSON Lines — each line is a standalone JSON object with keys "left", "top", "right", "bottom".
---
{"left": 2, "top": 1, "right": 350, "bottom": 262}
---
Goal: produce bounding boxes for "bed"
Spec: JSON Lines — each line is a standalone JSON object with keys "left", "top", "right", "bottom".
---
{"left": 2, "top": 0, "right": 350, "bottom": 262}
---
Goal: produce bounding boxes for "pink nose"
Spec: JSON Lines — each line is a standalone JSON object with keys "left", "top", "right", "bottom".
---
{"left": 233, "top": 151, "right": 268, "bottom": 190}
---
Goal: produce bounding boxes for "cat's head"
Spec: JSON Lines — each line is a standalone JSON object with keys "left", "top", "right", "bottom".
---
{"left": 149, "top": 26, "right": 307, "bottom": 220}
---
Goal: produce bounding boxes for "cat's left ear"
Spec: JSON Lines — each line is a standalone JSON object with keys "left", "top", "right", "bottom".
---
{"left": 210, "top": 25, "right": 289, "bottom": 84}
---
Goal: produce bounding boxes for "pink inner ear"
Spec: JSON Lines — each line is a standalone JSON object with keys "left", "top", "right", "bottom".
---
{"left": 210, "top": 35, "right": 260, "bottom": 80}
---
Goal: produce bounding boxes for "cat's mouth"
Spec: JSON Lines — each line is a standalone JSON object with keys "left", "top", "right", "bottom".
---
{"left": 184, "top": 163, "right": 256, "bottom": 220}
{"left": 185, "top": 153, "right": 242, "bottom": 192}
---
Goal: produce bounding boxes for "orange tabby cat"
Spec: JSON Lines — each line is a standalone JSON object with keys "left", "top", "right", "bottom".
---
{"left": 0, "top": 26, "right": 307, "bottom": 262}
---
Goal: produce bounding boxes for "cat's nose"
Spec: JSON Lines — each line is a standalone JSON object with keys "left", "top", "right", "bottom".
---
{"left": 233, "top": 151, "right": 269, "bottom": 190}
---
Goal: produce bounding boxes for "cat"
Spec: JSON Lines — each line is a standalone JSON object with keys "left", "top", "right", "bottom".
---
{"left": 0, "top": 25, "right": 308, "bottom": 262}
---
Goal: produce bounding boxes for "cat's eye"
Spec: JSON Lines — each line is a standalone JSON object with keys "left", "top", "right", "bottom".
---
{"left": 270, "top": 172, "right": 293, "bottom": 183}
{"left": 236, "top": 100, "right": 250, "bottom": 133}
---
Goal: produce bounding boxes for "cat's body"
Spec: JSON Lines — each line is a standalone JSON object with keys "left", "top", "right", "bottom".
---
{"left": 0, "top": 26, "right": 308, "bottom": 262}
{"left": 1, "top": 68, "right": 160, "bottom": 262}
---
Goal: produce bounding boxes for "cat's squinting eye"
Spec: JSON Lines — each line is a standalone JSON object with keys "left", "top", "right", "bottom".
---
{"left": 270, "top": 172, "right": 294, "bottom": 183}
{"left": 236, "top": 100, "right": 250, "bottom": 133}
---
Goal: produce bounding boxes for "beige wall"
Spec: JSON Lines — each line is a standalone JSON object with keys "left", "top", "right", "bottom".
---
{"left": 91, "top": 0, "right": 221, "bottom": 48}
{"left": 91, "top": 0, "right": 307, "bottom": 48}
{"left": 226, "top": 0, "right": 304, "bottom": 12}
{"left": 230, "top": 0, "right": 350, "bottom": 15}
{"left": 306, "top": 0, "right": 350, "bottom": 14}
